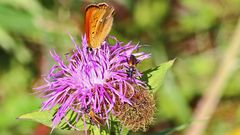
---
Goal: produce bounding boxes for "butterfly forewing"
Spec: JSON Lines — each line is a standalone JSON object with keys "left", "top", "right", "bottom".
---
{"left": 85, "top": 5, "right": 98, "bottom": 47}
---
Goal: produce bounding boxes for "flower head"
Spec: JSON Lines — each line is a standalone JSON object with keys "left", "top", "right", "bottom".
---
{"left": 114, "top": 85, "right": 155, "bottom": 131}
{"left": 36, "top": 35, "right": 150, "bottom": 130}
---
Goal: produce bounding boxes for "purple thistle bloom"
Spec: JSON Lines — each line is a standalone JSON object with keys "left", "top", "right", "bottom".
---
{"left": 35, "top": 35, "right": 150, "bottom": 130}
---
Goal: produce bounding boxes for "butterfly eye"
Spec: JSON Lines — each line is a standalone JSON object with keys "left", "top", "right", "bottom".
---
{"left": 87, "top": 47, "right": 93, "bottom": 52}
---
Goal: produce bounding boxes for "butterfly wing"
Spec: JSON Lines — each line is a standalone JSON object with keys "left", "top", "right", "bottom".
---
{"left": 85, "top": 4, "right": 98, "bottom": 48}
{"left": 85, "top": 3, "right": 114, "bottom": 49}
{"left": 94, "top": 3, "right": 114, "bottom": 48}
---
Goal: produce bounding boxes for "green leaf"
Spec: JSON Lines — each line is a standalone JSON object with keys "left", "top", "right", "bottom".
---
{"left": 142, "top": 59, "right": 175, "bottom": 93}
{"left": 152, "top": 60, "right": 191, "bottom": 123}
{"left": 18, "top": 109, "right": 90, "bottom": 131}
{"left": 18, "top": 110, "right": 53, "bottom": 127}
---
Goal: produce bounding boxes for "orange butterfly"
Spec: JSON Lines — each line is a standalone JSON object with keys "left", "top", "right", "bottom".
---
{"left": 85, "top": 3, "right": 115, "bottom": 50}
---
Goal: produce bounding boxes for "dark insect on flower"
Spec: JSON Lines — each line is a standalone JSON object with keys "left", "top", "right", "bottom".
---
{"left": 126, "top": 55, "right": 139, "bottom": 78}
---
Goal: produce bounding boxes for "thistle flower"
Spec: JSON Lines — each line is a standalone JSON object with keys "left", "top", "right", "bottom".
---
{"left": 35, "top": 35, "right": 150, "bottom": 130}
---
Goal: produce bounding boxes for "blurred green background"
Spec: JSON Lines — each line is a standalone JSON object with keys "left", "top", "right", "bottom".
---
{"left": 0, "top": 0, "right": 240, "bottom": 135}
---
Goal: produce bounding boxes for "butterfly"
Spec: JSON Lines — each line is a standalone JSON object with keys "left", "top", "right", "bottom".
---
{"left": 85, "top": 3, "right": 114, "bottom": 50}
